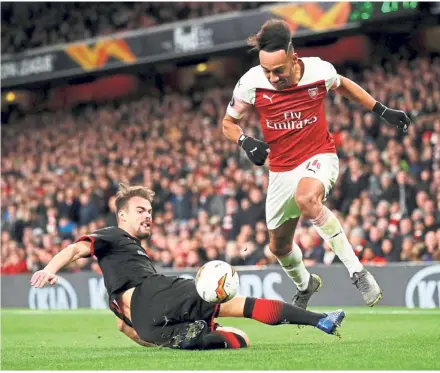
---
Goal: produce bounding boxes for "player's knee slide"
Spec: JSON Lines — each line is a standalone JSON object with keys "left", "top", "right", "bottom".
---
{"left": 169, "top": 320, "right": 208, "bottom": 350}
{"left": 170, "top": 321, "right": 248, "bottom": 350}
{"left": 177, "top": 330, "right": 249, "bottom": 350}
{"left": 199, "top": 331, "right": 249, "bottom": 350}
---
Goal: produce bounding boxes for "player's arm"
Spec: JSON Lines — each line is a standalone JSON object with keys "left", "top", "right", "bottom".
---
{"left": 222, "top": 114, "right": 243, "bottom": 144}
{"left": 335, "top": 74, "right": 410, "bottom": 132}
{"left": 333, "top": 75, "right": 375, "bottom": 110}
{"left": 116, "top": 318, "right": 155, "bottom": 348}
{"left": 222, "top": 97, "right": 269, "bottom": 167}
{"left": 30, "top": 241, "right": 92, "bottom": 288}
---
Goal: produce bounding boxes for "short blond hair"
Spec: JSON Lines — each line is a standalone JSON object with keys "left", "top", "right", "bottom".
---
{"left": 115, "top": 183, "right": 155, "bottom": 215}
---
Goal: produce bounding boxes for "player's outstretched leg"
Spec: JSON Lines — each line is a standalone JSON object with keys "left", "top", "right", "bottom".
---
{"left": 296, "top": 176, "right": 382, "bottom": 307}
{"left": 268, "top": 218, "right": 322, "bottom": 309}
{"left": 309, "top": 205, "right": 382, "bottom": 306}
{"left": 170, "top": 321, "right": 249, "bottom": 350}
{"left": 219, "top": 296, "right": 345, "bottom": 337}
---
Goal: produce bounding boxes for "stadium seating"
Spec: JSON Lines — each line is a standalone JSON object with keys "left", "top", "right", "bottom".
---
{"left": 1, "top": 2, "right": 267, "bottom": 54}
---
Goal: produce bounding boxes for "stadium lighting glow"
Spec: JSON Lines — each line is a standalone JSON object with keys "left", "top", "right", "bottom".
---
{"left": 6, "top": 92, "right": 16, "bottom": 102}
{"left": 196, "top": 63, "right": 207, "bottom": 73}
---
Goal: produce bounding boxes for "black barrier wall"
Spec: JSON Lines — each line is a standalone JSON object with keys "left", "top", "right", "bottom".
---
{"left": 2, "top": 264, "right": 439, "bottom": 309}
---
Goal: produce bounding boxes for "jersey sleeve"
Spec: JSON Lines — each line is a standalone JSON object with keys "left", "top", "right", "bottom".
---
{"left": 226, "top": 75, "right": 255, "bottom": 120}
{"left": 320, "top": 59, "right": 340, "bottom": 91}
{"left": 75, "top": 227, "right": 116, "bottom": 257}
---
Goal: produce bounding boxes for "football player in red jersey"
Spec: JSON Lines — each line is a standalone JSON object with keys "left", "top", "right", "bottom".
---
{"left": 223, "top": 20, "right": 410, "bottom": 308}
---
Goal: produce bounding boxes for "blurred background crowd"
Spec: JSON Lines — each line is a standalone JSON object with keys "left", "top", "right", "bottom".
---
{"left": 2, "top": 2, "right": 440, "bottom": 275}
{"left": 1, "top": 2, "right": 266, "bottom": 54}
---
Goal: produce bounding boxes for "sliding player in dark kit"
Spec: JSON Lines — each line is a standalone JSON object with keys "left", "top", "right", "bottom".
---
{"left": 31, "top": 184, "right": 345, "bottom": 349}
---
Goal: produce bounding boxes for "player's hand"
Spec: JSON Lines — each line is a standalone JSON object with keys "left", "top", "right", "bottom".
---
{"left": 373, "top": 102, "right": 410, "bottom": 133}
{"left": 30, "top": 270, "right": 57, "bottom": 288}
{"left": 238, "top": 135, "right": 270, "bottom": 166}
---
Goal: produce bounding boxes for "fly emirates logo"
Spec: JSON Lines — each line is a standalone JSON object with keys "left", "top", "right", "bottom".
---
{"left": 265, "top": 111, "right": 318, "bottom": 130}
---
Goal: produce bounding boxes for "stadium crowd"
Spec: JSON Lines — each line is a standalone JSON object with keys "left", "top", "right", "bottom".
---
{"left": 1, "top": 2, "right": 267, "bottom": 54}
{"left": 2, "top": 53, "right": 440, "bottom": 275}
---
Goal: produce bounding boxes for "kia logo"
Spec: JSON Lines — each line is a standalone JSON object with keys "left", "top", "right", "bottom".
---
{"left": 28, "top": 276, "right": 78, "bottom": 310}
{"left": 405, "top": 265, "right": 440, "bottom": 308}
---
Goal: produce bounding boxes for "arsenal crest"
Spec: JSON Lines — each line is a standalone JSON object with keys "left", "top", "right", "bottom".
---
{"left": 308, "top": 87, "right": 318, "bottom": 99}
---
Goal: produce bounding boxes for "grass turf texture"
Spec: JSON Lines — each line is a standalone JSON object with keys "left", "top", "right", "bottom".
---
{"left": 2, "top": 307, "right": 440, "bottom": 370}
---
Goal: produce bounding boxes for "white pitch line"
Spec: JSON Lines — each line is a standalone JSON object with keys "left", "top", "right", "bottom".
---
{"left": 312, "top": 308, "right": 440, "bottom": 315}
{"left": 349, "top": 310, "right": 440, "bottom": 315}
{"left": 2, "top": 309, "right": 440, "bottom": 315}
{"left": 1, "top": 309, "right": 113, "bottom": 315}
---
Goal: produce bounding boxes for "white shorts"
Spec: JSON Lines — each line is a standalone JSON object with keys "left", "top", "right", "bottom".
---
{"left": 266, "top": 153, "right": 339, "bottom": 230}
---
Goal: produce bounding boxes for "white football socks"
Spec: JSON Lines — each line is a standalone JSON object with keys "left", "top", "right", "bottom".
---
{"left": 311, "top": 206, "right": 363, "bottom": 277}
{"left": 276, "top": 242, "right": 310, "bottom": 291}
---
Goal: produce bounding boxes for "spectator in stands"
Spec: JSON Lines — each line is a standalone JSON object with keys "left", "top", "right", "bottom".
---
{"left": 392, "top": 217, "right": 414, "bottom": 251}
{"left": 78, "top": 193, "right": 98, "bottom": 226}
{"left": 301, "top": 234, "right": 324, "bottom": 266}
{"left": 349, "top": 227, "right": 367, "bottom": 258}
{"left": 340, "top": 158, "right": 369, "bottom": 214}
{"left": 360, "top": 247, "right": 387, "bottom": 266}
{"left": 225, "top": 241, "right": 245, "bottom": 267}
{"left": 420, "top": 231, "right": 439, "bottom": 262}
{"left": 255, "top": 229, "right": 268, "bottom": 253}
{"left": 159, "top": 250, "right": 174, "bottom": 268}
{"left": 366, "top": 227, "right": 384, "bottom": 256}
{"left": 378, "top": 173, "right": 399, "bottom": 203}
{"left": 222, "top": 197, "right": 240, "bottom": 240}
{"left": 381, "top": 239, "right": 400, "bottom": 262}
{"left": 396, "top": 170, "right": 417, "bottom": 215}
{"left": 171, "top": 180, "right": 193, "bottom": 222}
{"left": 400, "top": 237, "right": 418, "bottom": 262}
{"left": 58, "top": 216, "right": 76, "bottom": 240}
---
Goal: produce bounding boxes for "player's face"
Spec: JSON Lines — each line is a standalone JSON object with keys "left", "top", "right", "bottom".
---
{"left": 259, "top": 48, "right": 298, "bottom": 90}
{"left": 124, "top": 196, "right": 153, "bottom": 239}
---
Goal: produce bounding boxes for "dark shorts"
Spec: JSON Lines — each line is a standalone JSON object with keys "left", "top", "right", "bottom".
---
{"left": 130, "top": 274, "right": 220, "bottom": 347}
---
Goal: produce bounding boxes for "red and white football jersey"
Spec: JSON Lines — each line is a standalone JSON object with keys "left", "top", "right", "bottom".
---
{"left": 226, "top": 57, "right": 340, "bottom": 172}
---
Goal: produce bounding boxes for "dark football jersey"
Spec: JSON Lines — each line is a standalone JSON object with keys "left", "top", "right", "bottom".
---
{"left": 76, "top": 226, "right": 157, "bottom": 302}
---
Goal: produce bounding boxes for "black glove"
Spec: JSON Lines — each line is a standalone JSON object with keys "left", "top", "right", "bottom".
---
{"left": 372, "top": 101, "right": 411, "bottom": 133}
{"left": 238, "top": 134, "right": 269, "bottom": 166}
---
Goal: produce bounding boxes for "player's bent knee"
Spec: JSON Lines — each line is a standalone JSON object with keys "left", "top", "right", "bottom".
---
{"left": 295, "top": 192, "right": 314, "bottom": 209}
{"left": 295, "top": 192, "right": 322, "bottom": 217}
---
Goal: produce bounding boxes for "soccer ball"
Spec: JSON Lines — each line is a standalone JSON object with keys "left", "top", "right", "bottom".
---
{"left": 195, "top": 260, "right": 240, "bottom": 304}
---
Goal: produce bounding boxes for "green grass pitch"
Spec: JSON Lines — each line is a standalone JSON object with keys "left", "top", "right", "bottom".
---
{"left": 2, "top": 307, "right": 440, "bottom": 370}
